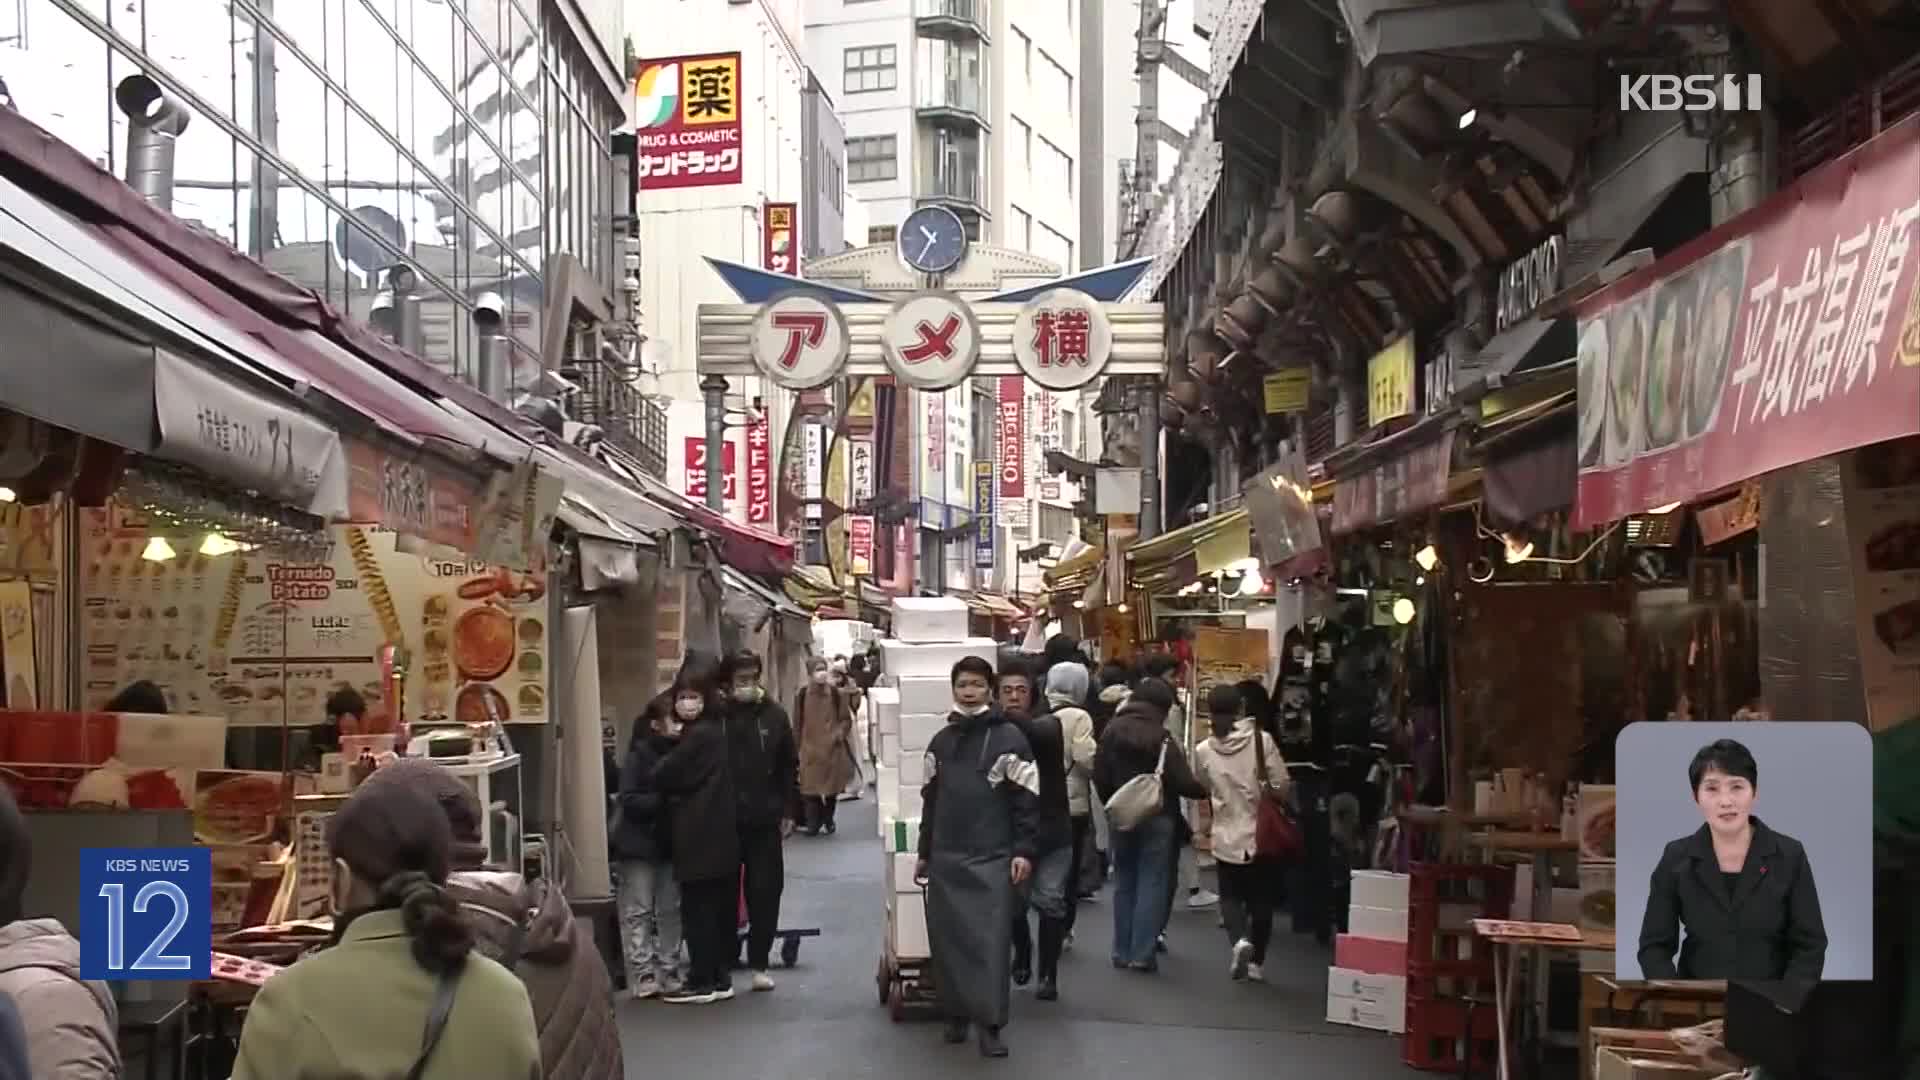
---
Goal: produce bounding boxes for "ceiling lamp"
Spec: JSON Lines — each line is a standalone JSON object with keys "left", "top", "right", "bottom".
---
{"left": 140, "top": 536, "right": 177, "bottom": 562}
{"left": 1116, "top": 602, "right": 1130, "bottom": 614}
{"left": 1413, "top": 544, "right": 1439, "bottom": 572}
{"left": 199, "top": 533, "right": 242, "bottom": 557}
{"left": 1392, "top": 597, "right": 1416, "bottom": 624}
{"left": 1501, "top": 532, "right": 1535, "bottom": 564}
{"left": 1456, "top": 107, "right": 1478, "bottom": 129}
{"left": 1648, "top": 501, "right": 1681, "bottom": 514}
{"left": 1072, "top": 599, "right": 1086, "bottom": 610}
{"left": 0, "top": 487, "right": 14, "bottom": 503}
{"left": 1238, "top": 570, "right": 1267, "bottom": 598}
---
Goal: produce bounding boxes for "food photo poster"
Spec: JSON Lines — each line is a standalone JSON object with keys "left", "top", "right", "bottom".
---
{"left": 1611, "top": 721, "right": 1872, "bottom": 981}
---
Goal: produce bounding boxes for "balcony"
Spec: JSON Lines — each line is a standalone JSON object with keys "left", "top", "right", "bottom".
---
{"left": 916, "top": 78, "right": 989, "bottom": 130}
{"left": 918, "top": 159, "right": 989, "bottom": 222}
{"left": 916, "top": 0, "right": 990, "bottom": 42}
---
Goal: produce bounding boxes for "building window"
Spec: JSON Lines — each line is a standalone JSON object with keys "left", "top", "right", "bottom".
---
{"left": 1040, "top": 504, "right": 1074, "bottom": 543}
{"left": 844, "top": 45, "right": 898, "bottom": 94}
{"left": 848, "top": 134, "right": 899, "bottom": 182}
{"left": 869, "top": 225, "right": 898, "bottom": 244}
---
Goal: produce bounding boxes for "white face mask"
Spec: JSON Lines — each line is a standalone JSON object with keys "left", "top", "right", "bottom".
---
{"left": 957, "top": 702, "right": 991, "bottom": 717}
{"left": 811, "top": 670, "right": 831, "bottom": 685}
{"left": 674, "top": 698, "right": 703, "bottom": 720}
{"left": 732, "top": 685, "right": 763, "bottom": 704}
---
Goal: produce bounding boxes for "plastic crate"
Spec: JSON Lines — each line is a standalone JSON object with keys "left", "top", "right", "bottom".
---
{"left": 1407, "top": 962, "right": 1497, "bottom": 1005}
{"left": 1402, "top": 993, "right": 1501, "bottom": 1073}
{"left": 1409, "top": 862, "right": 1516, "bottom": 909}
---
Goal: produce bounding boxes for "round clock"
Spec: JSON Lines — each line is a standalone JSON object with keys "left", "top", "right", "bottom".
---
{"left": 897, "top": 205, "right": 969, "bottom": 274}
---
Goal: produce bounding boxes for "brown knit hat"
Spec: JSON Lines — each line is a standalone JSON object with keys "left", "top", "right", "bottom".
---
{"left": 356, "top": 758, "right": 489, "bottom": 869}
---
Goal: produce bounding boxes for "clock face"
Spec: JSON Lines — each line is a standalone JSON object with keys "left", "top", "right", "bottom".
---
{"left": 898, "top": 206, "right": 969, "bottom": 274}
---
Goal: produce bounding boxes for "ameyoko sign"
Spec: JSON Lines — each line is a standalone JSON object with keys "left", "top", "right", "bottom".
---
{"left": 749, "top": 292, "right": 850, "bottom": 390}
{"left": 881, "top": 292, "right": 980, "bottom": 390}
{"left": 634, "top": 52, "right": 744, "bottom": 189}
{"left": 1573, "top": 114, "right": 1920, "bottom": 528}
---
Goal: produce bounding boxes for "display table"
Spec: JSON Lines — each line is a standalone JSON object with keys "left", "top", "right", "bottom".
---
{"left": 1473, "top": 920, "right": 1616, "bottom": 1080}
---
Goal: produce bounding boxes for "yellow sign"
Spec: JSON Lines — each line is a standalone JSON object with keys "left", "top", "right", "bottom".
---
{"left": 1368, "top": 334, "right": 1416, "bottom": 426}
{"left": 1263, "top": 370, "right": 1309, "bottom": 414}
{"left": 680, "top": 55, "right": 739, "bottom": 125}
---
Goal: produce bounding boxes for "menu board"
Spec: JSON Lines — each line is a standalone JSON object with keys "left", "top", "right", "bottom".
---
{"left": 1842, "top": 436, "right": 1920, "bottom": 731}
{"left": 78, "top": 508, "right": 549, "bottom": 725}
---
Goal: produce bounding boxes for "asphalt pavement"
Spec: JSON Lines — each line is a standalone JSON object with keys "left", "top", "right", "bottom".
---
{"left": 614, "top": 797, "right": 1429, "bottom": 1078}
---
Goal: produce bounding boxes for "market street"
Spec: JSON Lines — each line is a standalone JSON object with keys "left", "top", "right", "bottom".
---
{"left": 614, "top": 798, "right": 1424, "bottom": 1078}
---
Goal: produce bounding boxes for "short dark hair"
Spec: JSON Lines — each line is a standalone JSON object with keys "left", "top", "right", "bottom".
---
{"left": 951, "top": 655, "right": 996, "bottom": 686}
{"left": 1098, "top": 663, "right": 1130, "bottom": 688}
{"left": 1688, "top": 738, "right": 1759, "bottom": 792}
{"left": 1043, "top": 633, "right": 1080, "bottom": 667}
{"left": 325, "top": 687, "right": 367, "bottom": 721}
{"left": 106, "top": 680, "right": 168, "bottom": 714}
{"left": 1143, "top": 653, "right": 1179, "bottom": 679}
{"left": 719, "top": 649, "right": 764, "bottom": 682}
{"left": 1207, "top": 683, "right": 1243, "bottom": 717}
{"left": 997, "top": 655, "right": 1034, "bottom": 687}
{"left": 1131, "top": 677, "right": 1176, "bottom": 713}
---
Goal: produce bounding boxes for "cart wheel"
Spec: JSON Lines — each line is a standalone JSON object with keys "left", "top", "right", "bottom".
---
{"left": 781, "top": 937, "right": 801, "bottom": 968}
{"left": 876, "top": 957, "right": 892, "bottom": 1006}
{"left": 887, "top": 980, "right": 906, "bottom": 1022}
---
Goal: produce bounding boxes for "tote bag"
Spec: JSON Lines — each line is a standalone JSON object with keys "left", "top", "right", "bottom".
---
{"left": 1252, "top": 730, "right": 1303, "bottom": 859}
{"left": 1104, "top": 742, "right": 1167, "bottom": 832}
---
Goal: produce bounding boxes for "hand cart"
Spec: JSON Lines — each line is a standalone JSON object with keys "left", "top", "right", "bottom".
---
{"left": 874, "top": 884, "right": 938, "bottom": 1022}
{"left": 730, "top": 866, "right": 821, "bottom": 968}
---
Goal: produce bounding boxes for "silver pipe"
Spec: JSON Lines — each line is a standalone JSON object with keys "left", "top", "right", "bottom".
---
{"left": 114, "top": 74, "right": 190, "bottom": 212}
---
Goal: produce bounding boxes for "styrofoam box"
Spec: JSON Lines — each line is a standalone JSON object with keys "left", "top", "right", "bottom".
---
{"left": 889, "top": 597, "right": 970, "bottom": 643}
{"left": 876, "top": 766, "right": 899, "bottom": 814}
{"left": 869, "top": 687, "right": 901, "bottom": 737}
{"left": 895, "top": 787, "right": 923, "bottom": 819}
{"left": 1348, "top": 905, "right": 1409, "bottom": 943}
{"left": 877, "top": 638, "right": 998, "bottom": 679}
{"left": 895, "top": 676, "right": 956, "bottom": 716}
{"left": 900, "top": 712, "right": 948, "bottom": 752}
{"left": 898, "top": 750, "right": 926, "bottom": 786}
{"left": 890, "top": 891, "right": 931, "bottom": 958}
{"left": 1326, "top": 967, "right": 1406, "bottom": 1033}
{"left": 1350, "top": 870, "right": 1409, "bottom": 911}
{"left": 887, "top": 851, "right": 919, "bottom": 893}
{"left": 880, "top": 733, "right": 902, "bottom": 765}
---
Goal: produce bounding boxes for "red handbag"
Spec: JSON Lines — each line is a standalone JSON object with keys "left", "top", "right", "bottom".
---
{"left": 1252, "top": 730, "right": 1303, "bottom": 860}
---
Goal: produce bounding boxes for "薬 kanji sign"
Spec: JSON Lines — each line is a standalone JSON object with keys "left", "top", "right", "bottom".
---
{"left": 749, "top": 291, "right": 850, "bottom": 390}
{"left": 1011, "top": 289, "right": 1113, "bottom": 390}
{"left": 881, "top": 292, "right": 980, "bottom": 390}
{"left": 633, "top": 52, "right": 744, "bottom": 190}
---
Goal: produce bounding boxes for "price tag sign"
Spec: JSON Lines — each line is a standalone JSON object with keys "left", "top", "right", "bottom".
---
{"left": 79, "top": 847, "right": 212, "bottom": 980}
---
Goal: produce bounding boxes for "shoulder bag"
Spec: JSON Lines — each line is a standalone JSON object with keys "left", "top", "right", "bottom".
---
{"left": 1252, "top": 731, "right": 1303, "bottom": 860}
{"left": 405, "top": 969, "right": 461, "bottom": 1080}
{"left": 1104, "top": 740, "right": 1167, "bottom": 832}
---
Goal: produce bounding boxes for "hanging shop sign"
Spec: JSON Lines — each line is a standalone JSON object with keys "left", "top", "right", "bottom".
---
{"left": 470, "top": 457, "right": 563, "bottom": 572}
{"left": 749, "top": 291, "right": 851, "bottom": 391}
{"left": 996, "top": 376, "right": 1024, "bottom": 499}
{"left": 633, "top": 51, "right": 744, "bottom": 190}
{"left": 849, "top": 437, "right": 875, "bottom": 506}
{"left": 1331, "top": 431, "right": 1456, "bottom": 535}
{"left": 803, "top": 423, "right": 825, "bottom": 522}
{"left": 1012, "top": 289, "right": 1114, "bottom": 391}
{"left": 973, "top": 461, "right": 995, "bottom": 570}
{"left": 1496, "top": 234, "right": 1565, "bottom": 332}
{"left": 154, "top": 352, "right": 346, "bottom": 518}
{"left": 683, "top": 437, "right": 736, "bottom": 504}
{"left": 1242, "top": 446, "right": 1322, "bottom": 566}
{"left": 849, "top": 514, "right": 874, "bottom": 577}
{"left": 1367, "top": 334, "right": 1416, "bottom": 426}
{"left": 1263, "top": 369, "right": 1309, "bottom": 414}
{"left": 745, "top": 415, "right": 773, "bottom": 525}
{"left": 881, "top": 292, "right": 980, "bottom": 390}
{"left": 762, "top": 202, "right": 797, "bottom": 274}
{"left": 1573, "top": 114, "right": 1920, "bottom": 529}
{"left": 344, "top": 440, "right": 481, "bottom": 552}
{"left": 1038, "top": 392, "right": 1064, "bottom": 501}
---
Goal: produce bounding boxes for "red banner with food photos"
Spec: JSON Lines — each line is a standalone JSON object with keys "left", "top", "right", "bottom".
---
{"left": 1573, "top": 114, "right": 1920, "bottom": 528}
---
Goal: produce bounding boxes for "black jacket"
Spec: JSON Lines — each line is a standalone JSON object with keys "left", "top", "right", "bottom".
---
{"left": 653, "top": 720, "right": 740, "bottom": 883}
{"left": 916, "top": 709, "right": 1041, "bottom": 864}
{"left": 1093, "top": 700, "right": 1207, "bottom": 820}
{"left": 1008, "top": 710, "right": 1072, "bottom": 854}
{"left": 1636, "top": 817, "right": 1828, "bottom": 983}
{"left": 721, "top": 695, "right": 800, "bottom": 829}
{"left": 611, "top": 732, "right": 677, "bottom": 862}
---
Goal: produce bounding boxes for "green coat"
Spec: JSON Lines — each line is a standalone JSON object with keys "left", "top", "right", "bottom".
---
{"left": 232, "top": 909, "right": 542, "bottom": 1080}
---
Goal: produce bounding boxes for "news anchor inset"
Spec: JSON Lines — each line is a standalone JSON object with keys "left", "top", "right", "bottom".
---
{"left": 1635, "top": 738, "right": 1827, "bottom": 983}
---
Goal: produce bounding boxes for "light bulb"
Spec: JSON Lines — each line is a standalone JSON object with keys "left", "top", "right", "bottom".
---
{"left": 1502, "top": 534, "right": 1534, "bottom": 564}
{"left": 1457, "top": 108, "right": 1477, "bottom": 129}
{"left": 1072, "top": 599, "right": 1086, "bottom": 609}
{"left": 1416, "top": 575, "right": 1426, "bottom": 586}
{"left": 1392, "top": 597, "right": 1416, "bottom": 624}
{"left": 1414, "top": 544, "right": 1439, "bottom": 572}
{"left": 1117, "top": 603, "right": 1130, "bottom": 614}
{"left": 199, "top": 533, "right": 241, "bottom": 557}
{"left": 141, "top": 536, "right": 177, "bottom": 562}
{"left": 1238, "top": 571, "right": 1266, "bottom": 598}
{"left": 0, "top": 487, "right": 14, "bottom": 503}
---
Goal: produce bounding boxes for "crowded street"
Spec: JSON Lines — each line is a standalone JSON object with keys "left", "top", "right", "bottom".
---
{"left": 615, "top": 797, "right": 1418, "bottom": 1078}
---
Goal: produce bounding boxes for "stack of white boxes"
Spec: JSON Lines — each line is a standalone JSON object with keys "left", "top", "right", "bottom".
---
{"left": 1327, "top": 870, "right": 1411, "bottom": 1034}
{"left": 874, "top": 597, "right": 998, "bottom": 963}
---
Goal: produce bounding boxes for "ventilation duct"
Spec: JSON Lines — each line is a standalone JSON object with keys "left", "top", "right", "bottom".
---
{"left": 114, "top": 75, "right": 190, "bottom": 212}
{"left": 473, "top": 292, "right": 510, "bottom": 401}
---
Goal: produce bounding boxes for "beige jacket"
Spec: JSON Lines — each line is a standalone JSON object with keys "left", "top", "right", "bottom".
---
{"left": 1047, "top": 696, "right": 1099, "bottom": 816}
{"left": 1192, "top": 720, "right": 1290, "bottom": 865}
{"left": 0, "top": 919, "right": 119, "bottom": 1080}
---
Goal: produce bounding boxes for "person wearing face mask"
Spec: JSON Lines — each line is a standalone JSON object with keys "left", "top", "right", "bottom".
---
{"left": 613, "top": 693, "right": 694, "bottom": 998}
{"left": 915, "top": 656, "right": 1040, "bottom": 1058}
{"left": 795, "top": 656, "right": 855, "bottom": 836}
{"left": 652, "top": 676, "right": 746, "bottom": 1004}
{"left": 1193, "top": 684, "right": 1290, "bottom": 982}
{"left": 716, "top": 649, "right": 800, "bottom": 993}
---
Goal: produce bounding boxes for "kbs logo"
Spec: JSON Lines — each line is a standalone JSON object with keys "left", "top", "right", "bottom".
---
{"left": 1618, "top": 74, "right": 1763, "bottom": 113}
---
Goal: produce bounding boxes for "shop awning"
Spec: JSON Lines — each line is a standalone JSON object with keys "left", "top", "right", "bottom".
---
{"left": 1475, "top": 389, "right": 1577, "bottom": 525}
{"left": 556, "top": 493, "right": 653, "bottom": 547}
{"left": 590, "top": 443, "right": 796, "bottom": 577}
{"left": 960, "top": 591, "right": 1026, "bottom": 619}
{"left": 1042, "top": 543, "right": 1103, "bottom": 593}
{"left": 723, "top": 566, "right": 809, "bottom": 620}
{"left": 1125, "top": 509, "right": 1253, "bottom": 593}
{"left": 1328, "top": 420, "right": 1462, "bottom": 536}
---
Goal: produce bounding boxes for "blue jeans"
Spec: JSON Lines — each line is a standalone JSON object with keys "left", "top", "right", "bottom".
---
{"left": 1110, "top": 813, "right": 1176, "bottom": 967}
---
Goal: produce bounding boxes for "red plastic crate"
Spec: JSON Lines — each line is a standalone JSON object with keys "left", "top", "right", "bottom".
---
{"left": 1409, "top": 862, "right": 1516, "bottom": 908}
{"left": 1402, "top": 993, "right": 1501, "bottom": 1073}
{"left": 1407, "top": 962, "right": 1497, "bottom": 1005}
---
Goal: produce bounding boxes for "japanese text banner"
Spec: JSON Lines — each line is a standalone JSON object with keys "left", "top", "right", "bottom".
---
{"left": 997, "top": 376, "right": 1024, "bottom": 499}
{"left": 1573, "top": 115, "right": 1920, "bottom": 528}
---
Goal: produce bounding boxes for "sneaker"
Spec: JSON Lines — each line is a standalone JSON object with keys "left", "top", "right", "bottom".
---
{"left": 977, "top": 1026, "right": 1009, "bottom": 1057}
{"left": 1230, "top": 939, "right": 1253, "bottom": 980}
{"left": 662, "top": 986, "right": 713, "bottom": 1004}
{"left": 751, "top": 970, "right": 776, "bottom": 992}
{"left": 630, "top": 976, "right": 659, "bottom": 1000}
{"left": 1155, "top": 933, "right": 1168, "bottom": 954}
{"left": 709, "top": 984, "right": 736, "bottom": 1001}
{"left": 1187, "top": 889, "right": 1220, "bottom": 909}
{"left": 1246, "top": 963, "right": 1265, "bottom": 983}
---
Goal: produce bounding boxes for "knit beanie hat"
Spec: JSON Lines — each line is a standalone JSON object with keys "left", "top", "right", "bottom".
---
{"left": 356, "top": 757, "right": 489, "bottom": 870}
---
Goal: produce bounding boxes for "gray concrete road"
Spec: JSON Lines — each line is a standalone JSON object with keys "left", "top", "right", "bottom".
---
{"left": 615, "top": 798, "right": 1427, "bottom": 1078}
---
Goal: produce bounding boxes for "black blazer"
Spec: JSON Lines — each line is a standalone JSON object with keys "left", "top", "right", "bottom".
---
{"left": 1636, "top": 817, "right": 1827, "bottom": 983}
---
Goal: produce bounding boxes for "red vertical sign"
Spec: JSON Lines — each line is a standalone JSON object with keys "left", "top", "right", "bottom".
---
{"left": 684, "top": 437, "right": 737, "bottom": 502}
{"left": 997, "top": 376, "right": 1025, "bottom": 499}
{"left": 745, "top": 416, "right": 772, "bottom": 524}
{"left": 763, "top": 202, "right": 798, "bottom": 275}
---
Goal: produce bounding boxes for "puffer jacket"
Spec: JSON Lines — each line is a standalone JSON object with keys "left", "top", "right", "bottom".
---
{"left": 1192, "top": 719, "right": 1291, "bottom": 864}
{"left": 1047, "top": 695, "right": 1098, "bottom": 816}
{"left": 448, "top": 871, "right": 624, "bottom": 1080}
{"left": 0, "top": 919, "right": 118, "bottom": 1079}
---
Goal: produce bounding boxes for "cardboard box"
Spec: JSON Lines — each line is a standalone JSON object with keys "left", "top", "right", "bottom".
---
{"left": 899, "top": 712, "right": 949, "bottom": 752}
{"left": 1348, "top": 905, "right": 1409, "bottom": 943}
{"left": 1594, "top": 1047, "right": 1717, "bottom": 1080}
{"left": 1334, "top": 934, "right": 1408, "bottom": 976}
{"left": 890, "top": 890, "right": 931, "bottom": 958}
{"left": 894, "top": 676, "right": 955, "bottom": 716}
{"left": 869, "top": 687, "right": 901, "bottom": 737}
{"left": 882, "top": 816, "right": 920, "bottom": 853}
{"left": 889, "top": 597, "right": 970, "bottom": 643}
{"left": 1325, "top": 967, "right": 1406, "bottom": 1033}
{"left": 877, "top": 638, "right": 998, "bottom": 679}
{"left": 1350, "top": 870, "right": 1409, "bottom": 911}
